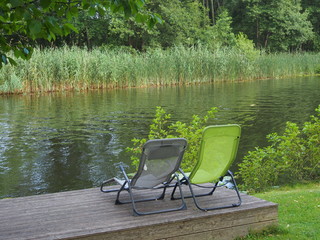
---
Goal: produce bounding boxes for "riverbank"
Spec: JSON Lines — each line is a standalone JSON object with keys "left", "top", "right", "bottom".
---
{"left": 238, "top": 182, "right": 320, "bottom": 240}
{"left": 1, "top": 46, "right": 320, "bottom": 94}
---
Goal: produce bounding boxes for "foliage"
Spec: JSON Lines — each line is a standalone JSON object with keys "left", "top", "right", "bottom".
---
{"left": 126, "top": 106, "right": 218, "bottom": 171}
{"left": 2, "top": 46, "right": 320, "bottom": 94}
{"left": 239, "top": 0, "right": 314, "bottom": 51}
{"left": 203, "top": 9, "right": 236, "bottom": 51}
{"left": 103, "top": 0, "right": 209, "bottom": 50}
{"left": 2, "top": 0, "right": 320, "bottom": 60}
{"left": 301, "top": 0, "right": 320, "bottom": 50}
{"left": 235, "top": 32, "right": 259, "bottom": 61}
{"left": 237, "top": 105, "right": 320, "bottom": 193}
{"left": 154, "top": 0, "right": 207, "bottom": 48}
{"left": 0, "top": 0, "right": 161, "bottom": 68}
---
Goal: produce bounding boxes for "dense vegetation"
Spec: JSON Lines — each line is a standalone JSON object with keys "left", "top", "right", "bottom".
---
{"left": 2, "top": 0, "right": 320, "bottom": 66}
{"left": 128, "top": 105, "right": 320, "bottom": 193}
{"left": 33, "top": 0, "right": 320, "bottom": 52}
{"left": 0, "top": 0, "right": 160, "bottom": 67}
{"left": 1, "top": 46, "right": 320, "bottom": 94}
{"left": 126, "top": 106, "right": 218, "bottom": 172}
{"left": 237, "top": 105, "right": 320, "bottom": 193}
{"left": 1, "top": 1, "right": 320, "bottom": 94}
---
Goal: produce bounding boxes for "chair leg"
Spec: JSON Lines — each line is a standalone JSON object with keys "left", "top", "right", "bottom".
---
{"left": 157, "top": 186, "right": 167, "bottom": 200}
{"left": 190, "top": 171, "right": 242, "bottom": 211}
{"left": 115, "top": 181, "right": 128, "bottom": 205}
{"left": 171, "top": 178, "right": 185, "bottom": 200}
{"left": 228, "top": 170, "right": 242, "bottom": 207}
{"left": 157, "top": 174, "right": 176, "bottom": 200}
{"left": 111, "top": 166, "right": 187, "bottom": 216}
{"left": 115, "top": 186, "right": 169, "bottom": 205}
{"left": 129, "top": 174, "right": 187, "bottom": 216}
{"left": 100, "top": 178, "right": 120, "bottom": 193}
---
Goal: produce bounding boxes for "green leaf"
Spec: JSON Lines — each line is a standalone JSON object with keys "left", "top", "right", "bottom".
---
{"left": 0, "top": 15, "right": 6, "bottom": 22}
{"left": 135, "top": 13, "right": 147, "bottom": 23}
{"left": 7, "top": 57, "right": 17, "bottom": 66}
{"left": 14, "top": 49, "right": 24, "bottom": 58}
{"left": 10, "top": 0, "right": 23, "bottom": 8}
{"left": 66, "top": 10, "right": 73, "bottom": 20}
{"left": 154, "top": 13, "right": 163, "bottom": 24}
{"left": 88, "top": 6, "right": 96, "bottom": 16}
{"left": 40, "top": 0, "right": 51, "bottom": 9}
{"left": 83, "top": 2, "right": 91, "bottom": 9}
{"left": 48, "top": 31, "right": 56, "bottom": 41}
{"left": 135, "top": 0, "right": 145, "bottom": 8}
{"left": 64, "top": 23, "right": 78, "bottom": 33}
{"left": 29, "top": 20, "right": 42, "bottom": 37}
{"left": 69, "top": 7, "right": 79, "bottom": 17}
{"left": 97, "top": 6, "right": 106, "bottom": 16}
{"left": 23, "top": 10, "right": 31, "bottom": 20}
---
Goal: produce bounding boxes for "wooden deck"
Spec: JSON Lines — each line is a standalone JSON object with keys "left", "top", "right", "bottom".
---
{"left": 0, "top": 185, "right": 278, "bottom": 240}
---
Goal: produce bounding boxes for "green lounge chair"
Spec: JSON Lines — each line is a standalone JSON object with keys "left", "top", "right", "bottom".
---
{"left": 171, "top": 125, "right": 242, "bottom": 211}
{"left": 101, "top": 138, "right": 188, "bottom": 216}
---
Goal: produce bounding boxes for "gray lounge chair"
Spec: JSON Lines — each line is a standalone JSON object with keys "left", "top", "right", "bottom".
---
{"left": 101, "top": 138, "right": 188, "bottom": 216}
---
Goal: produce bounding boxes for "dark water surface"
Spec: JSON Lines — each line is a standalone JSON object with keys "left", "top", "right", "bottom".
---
{"left": 0, "top": 77, "right": 319, "bottom": 198}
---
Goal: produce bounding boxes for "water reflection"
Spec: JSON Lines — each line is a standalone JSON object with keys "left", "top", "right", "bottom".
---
{"left": 0, "top": 77, "right": 319, "bottom": 198}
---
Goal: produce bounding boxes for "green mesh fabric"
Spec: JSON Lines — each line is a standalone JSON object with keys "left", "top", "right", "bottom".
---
{"left": 188, "top": 125, "right": 241, "bottom": 184}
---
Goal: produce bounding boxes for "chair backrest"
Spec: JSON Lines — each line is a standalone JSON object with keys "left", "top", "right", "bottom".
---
{"left": 131, "top": 138, "right": 187, "bottom": 188}
{"left": 188, "top": 125, "right": 241, "bottom": 184}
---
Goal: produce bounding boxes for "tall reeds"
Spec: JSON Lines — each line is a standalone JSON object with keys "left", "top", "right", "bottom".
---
{"left": 1, "top": 46, "right": 319, "bottom": 94}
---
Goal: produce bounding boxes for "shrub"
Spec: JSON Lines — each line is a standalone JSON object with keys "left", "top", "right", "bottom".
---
{"left": 126, "top": 106, "right": 218, "bottom": 171}
{"left": 237, "top": 105, "right": 320, "bottom": 193}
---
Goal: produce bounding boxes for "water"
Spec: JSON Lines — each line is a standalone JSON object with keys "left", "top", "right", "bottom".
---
{"left": 0, "top": 76, "right": 319, "bottom": 198}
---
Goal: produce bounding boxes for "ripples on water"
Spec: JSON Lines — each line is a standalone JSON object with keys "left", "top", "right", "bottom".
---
{"left": 0, "top": 77, "right": 319, "bottom": 198}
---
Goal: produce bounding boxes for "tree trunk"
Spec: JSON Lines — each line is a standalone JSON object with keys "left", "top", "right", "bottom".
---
{"left": 210, "top": 0, "right": 215, "bottom": 25}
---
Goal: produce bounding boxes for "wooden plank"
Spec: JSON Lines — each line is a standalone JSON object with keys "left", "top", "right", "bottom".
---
{"left": 164, "top": 221, "right": 278, "bottom": 240}
{"left": 76, "top": 204, "right": 278, "bottom": 240}
{"left": 0, "top": 186, "right": 278, "bottom": 240}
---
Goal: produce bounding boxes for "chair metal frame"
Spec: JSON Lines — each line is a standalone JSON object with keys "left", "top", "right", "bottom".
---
{"left": 171, "top": 125, "right": 242, "bottom": 211}
{"left": 101, "top": 138, "right": 187, "bottom": 216}
{"left": 171, "top": 169, "right": 241, "bottom": 211}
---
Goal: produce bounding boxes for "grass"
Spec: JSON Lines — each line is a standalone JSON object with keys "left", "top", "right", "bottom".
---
{"left": 1, "top": 46, "right": 320, "bottom": 94}
{"left": 238, "top": 182, "right": 320, "bottom": 240}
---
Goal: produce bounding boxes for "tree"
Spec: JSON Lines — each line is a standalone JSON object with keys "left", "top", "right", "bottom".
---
{"left": 102, "top": 0, "right": 210, "bottom": 50}
{"left": 240, "top": 0, "right": 314, "bottom": 51}
{"left": 70, "top": 11, "right": 112, "bottom": 50}
{"left": 202, "top": 9, "right": 236, "bottom": 50}
{"left": 301, "top": 0, "right": 320, "bottom": 50}
{"left": 153, "top": 0, "right": 208, "bottom": 48}
{"left": 0, "top": 0, "right": 161, "bottom": 67}
{"left": 106, "top": 10, "right": 159, "bottom": 50}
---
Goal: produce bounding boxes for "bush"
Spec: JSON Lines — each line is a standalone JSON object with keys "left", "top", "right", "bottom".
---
{"left": 126, "top": 106, "right": 218, "bottom": 171}
{"left": 237, "top": 105, "right": 320, "bottom": 193}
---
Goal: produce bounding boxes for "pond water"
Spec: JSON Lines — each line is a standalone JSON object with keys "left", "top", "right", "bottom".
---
{"left": 0, "top": 76, "right": 319, "bottom": 198}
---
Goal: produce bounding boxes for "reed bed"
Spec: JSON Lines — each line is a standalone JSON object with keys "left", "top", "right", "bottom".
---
{"left": 0, "top": 46, "right": 320, "bottom": 94}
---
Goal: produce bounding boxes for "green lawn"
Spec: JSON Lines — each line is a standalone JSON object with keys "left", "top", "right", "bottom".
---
{"left": 239, "top": 182, "right": 320, "bottom": 240}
